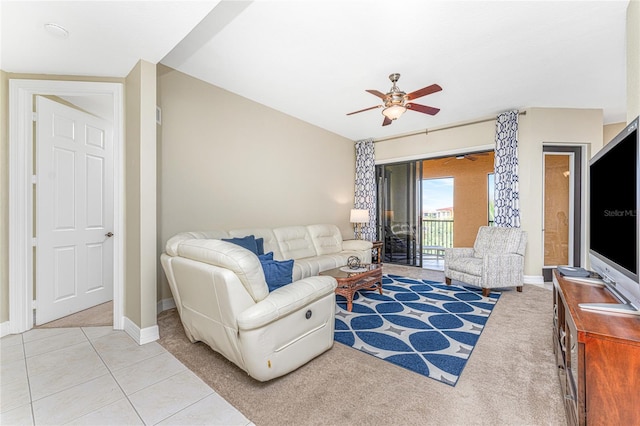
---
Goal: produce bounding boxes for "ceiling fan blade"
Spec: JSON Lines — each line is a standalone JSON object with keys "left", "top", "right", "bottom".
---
{"left": 382, "top": 116, "right": 392, "bottom": 126}
{"left": 406, "top": 103, "right": 440, "bottom": 115}
{"left": 467, "top": 155, "right": 478, "bottom": 161}
{"left": 406, "top": 84, "right": 442, "bottom": 101}
{"left": 346, "top": 105, "right": 382, "bottom": 115}
{"left": 366, "top": 89, "right": 388, "bottom": 100}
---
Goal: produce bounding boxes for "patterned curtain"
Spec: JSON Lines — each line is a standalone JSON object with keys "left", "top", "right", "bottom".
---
{"left": 494, "top": 110, "right": 521, "bottom": 227}
{"left": 354, "top": 138, "right": 377, "bottom": 240}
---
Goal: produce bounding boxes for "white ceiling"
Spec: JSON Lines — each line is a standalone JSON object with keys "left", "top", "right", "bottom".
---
{"left": 1, "top": 0, "right": 630, "bottom": 141}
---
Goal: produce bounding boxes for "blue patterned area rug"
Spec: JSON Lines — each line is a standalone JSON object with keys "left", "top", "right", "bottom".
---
{"left": 334, "top": 274, "right": 501, "bottom": 386}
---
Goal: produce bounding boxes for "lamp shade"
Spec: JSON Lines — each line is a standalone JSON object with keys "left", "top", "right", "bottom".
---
{"left": 350, "top": 209, "right": 370, "bottom": 223}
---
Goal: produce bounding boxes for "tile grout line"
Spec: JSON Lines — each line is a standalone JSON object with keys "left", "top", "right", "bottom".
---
{"left": 21, "top": 334, "right": 37, "bottom": 426}
{"left": 150, "top": 389, "right": 214, "bottom": 425}
{"left": 19, "top": 327, "right": 126, "bottom": 425}
{"left": 123, "top": 360, "right": 217, "bottom": 425}
{"left": 27, "top": 328, "right": 112, "bottom": 425}
{"left": 80, "top": 326, "right": 148, "bottom": 425}
{"left": 5, "top": 325, "right": 251, "bottom": 425}
{"left": 81, "top": 327, "right": 217, "bottom": 425}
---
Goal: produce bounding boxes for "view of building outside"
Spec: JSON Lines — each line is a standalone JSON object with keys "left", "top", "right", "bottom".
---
{"left": 422, "top": 178, "right": 454, "bottom": 248}
{"left": 422, "top": 174, "right": 495, "bottom": 250}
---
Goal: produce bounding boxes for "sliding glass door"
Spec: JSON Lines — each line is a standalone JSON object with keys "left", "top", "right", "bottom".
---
{"left": 376, "top": 161, "right": 422, "bottom": 266}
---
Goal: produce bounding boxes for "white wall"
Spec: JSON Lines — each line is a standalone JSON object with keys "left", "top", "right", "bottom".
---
{"left": 125, "top": 60, "right": 158, "bottom": 331}
{"left": 375, "top": 107, "right": 604, "bottom": 282}
{"left": 375, "top": 119, "right": 495, "bottom": 163}
{"left": 628, "top": 0, "right": 639, "bottom": 122}
{"left": 519, "top": 108, "right": 603, "bottom": 280}
{"left": 157, "top": 65, "right": 356, "bottom": 300}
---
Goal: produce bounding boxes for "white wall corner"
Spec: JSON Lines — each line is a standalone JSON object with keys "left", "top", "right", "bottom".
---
{"left": 524, "top": 274, "right": 546, "bottom": 285}
{"left": 157, "top": 298, "right": 176, "bottom": 315}
{"left": 123, "top": 316, "right": 160, "bottom": 345}
{"left": 1, "top": 321, "right": 11, "bottom": 338}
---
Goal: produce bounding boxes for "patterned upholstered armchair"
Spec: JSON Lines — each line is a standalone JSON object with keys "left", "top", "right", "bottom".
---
{"left": 444, "top": 226, "right": 527, "bottom": 297}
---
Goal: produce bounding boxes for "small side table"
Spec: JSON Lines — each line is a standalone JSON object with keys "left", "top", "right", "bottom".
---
{"left": 371, "top": 241, "right": 383, "bottom": 264}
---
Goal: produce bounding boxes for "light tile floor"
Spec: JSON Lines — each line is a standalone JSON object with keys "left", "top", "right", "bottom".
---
{"left": 0, "top": 326, "right": 253, "bottom": 426}
{"left": 422, "top": 255, "right": 444, "bottom": 271}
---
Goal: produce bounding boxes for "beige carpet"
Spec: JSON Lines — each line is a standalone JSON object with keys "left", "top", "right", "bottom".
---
{"left": 36, "top": 301, "right": 113, "bottom": 328}
{"left": 157, "top": 265, "right": 566, "bottom": 426}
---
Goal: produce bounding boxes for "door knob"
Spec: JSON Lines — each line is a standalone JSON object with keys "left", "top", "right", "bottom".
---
{"left": 105, "top": 232, "right": 114, "bottom": 238}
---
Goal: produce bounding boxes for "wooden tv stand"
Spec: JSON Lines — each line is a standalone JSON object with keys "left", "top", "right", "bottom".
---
{"left": 552, "top": 270, "right": 640, "bottom": 425}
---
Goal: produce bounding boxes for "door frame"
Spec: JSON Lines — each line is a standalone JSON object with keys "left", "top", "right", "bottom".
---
{"left": 541, "top": 144, "right": 586, "bottom": 281}
{"left": 9, "top": 79, "right": 124, "bottom": 333}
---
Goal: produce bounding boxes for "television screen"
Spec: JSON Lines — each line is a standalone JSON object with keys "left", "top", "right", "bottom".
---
{"left": 589, "top": 124, "right": 638, "bottom": 279}
{"left": 586, "top": 116, "right": 640, "bottom": 315}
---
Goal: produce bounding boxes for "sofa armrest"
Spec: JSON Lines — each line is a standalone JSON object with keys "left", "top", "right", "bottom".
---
{"left": 444, "top": 247, "right": 474, "bottom": 261}
{"left": 237, "top": 275, "right": 337, "bottom": 331}
{"left": 342, "top": 239, "right": 373, "bottom": 251}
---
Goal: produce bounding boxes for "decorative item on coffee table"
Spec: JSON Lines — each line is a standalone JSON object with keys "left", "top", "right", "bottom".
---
{"left": 347, "top": 256, "right": 361, "bottom": 269}
{"left": 341, "top": 256, "right": 366, "bottom": 273}
{"left": 320, "top": 262, "right": 383, "bottom": 312}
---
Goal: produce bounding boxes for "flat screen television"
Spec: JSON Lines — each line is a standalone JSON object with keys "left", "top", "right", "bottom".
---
{"left": 584, "top": 115, "right": 640, "bottom": 315}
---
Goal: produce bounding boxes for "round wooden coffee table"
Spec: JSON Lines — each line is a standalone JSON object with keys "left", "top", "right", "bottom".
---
{"left": 320, "top": 264, "right": 383, "bottom": 311}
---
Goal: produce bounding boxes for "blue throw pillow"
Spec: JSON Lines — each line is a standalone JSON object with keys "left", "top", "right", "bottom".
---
{"left": 260, "top": 258, "right": 294, "bottom": 292}
{"left": 258, "top": 251, "right": 274, "bottom": 261}
{"left": 221, "top": 235, "right": 258, "bottom": 254}
{"left": 255, "top": 237, "right": 265, "bottom": 255}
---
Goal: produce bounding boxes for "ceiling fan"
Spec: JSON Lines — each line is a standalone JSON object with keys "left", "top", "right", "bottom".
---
{"left": 443, "top": 152, "right": 492, "bottom": 164}
{"left": 347, "top": 73, "right": 442, "bottom": 126}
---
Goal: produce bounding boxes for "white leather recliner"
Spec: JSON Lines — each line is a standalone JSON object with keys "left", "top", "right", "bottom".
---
{"left": 160, "top": 237, "right": 338, "bottom": 382}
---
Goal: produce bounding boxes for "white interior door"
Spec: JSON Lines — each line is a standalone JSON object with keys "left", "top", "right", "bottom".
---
{"left": 35, "top": 96, "right": 114, "bottom": 325}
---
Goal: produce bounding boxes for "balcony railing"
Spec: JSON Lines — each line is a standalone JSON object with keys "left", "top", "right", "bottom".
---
{"left": 421, "top": 219, "right": 453, "bottom": 250}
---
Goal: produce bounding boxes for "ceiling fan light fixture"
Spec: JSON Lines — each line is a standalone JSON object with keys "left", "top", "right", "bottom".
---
{"left": 347, "top": 73, "right": 441, "bottom": 126}
{"left": 382, "top": 104, "right": 406, "bottom": 120}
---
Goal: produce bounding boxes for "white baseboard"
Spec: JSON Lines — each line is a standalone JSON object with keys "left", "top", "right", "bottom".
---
{"left": 123, "top": 316, "right": 159, "bottom": 345}
{"left": 1, "top": 321, "right": 11, "bottom": 338}
{"left": 524, "top": 274, "right": 545, "bottom": 285}
{"left": 157, "top": 297, "right": 176, "bottom": 314}
{"left": 119, "top": 297, "right": 174, "bottom": 344}
{"left": 1, "top": 315, "right": 162, "bottom": 343}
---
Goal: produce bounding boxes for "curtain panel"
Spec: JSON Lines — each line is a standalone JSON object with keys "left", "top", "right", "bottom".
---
{"left": 494, "top": 110, "right": 521, "bottom": 228}
{"left": 354, "top": 139, "right": 377, "bottom": 240}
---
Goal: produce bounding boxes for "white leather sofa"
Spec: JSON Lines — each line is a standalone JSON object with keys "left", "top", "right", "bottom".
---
{"left": 160, "top": 224, "right": 372, "bottom": 381}
{"left": 164, "top": 224, "right": 373, "bottom": 280}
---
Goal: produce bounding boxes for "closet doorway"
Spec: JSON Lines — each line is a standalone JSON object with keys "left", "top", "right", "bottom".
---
{"left": 542, "top": 146, "right": 583, "bottom": 281}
